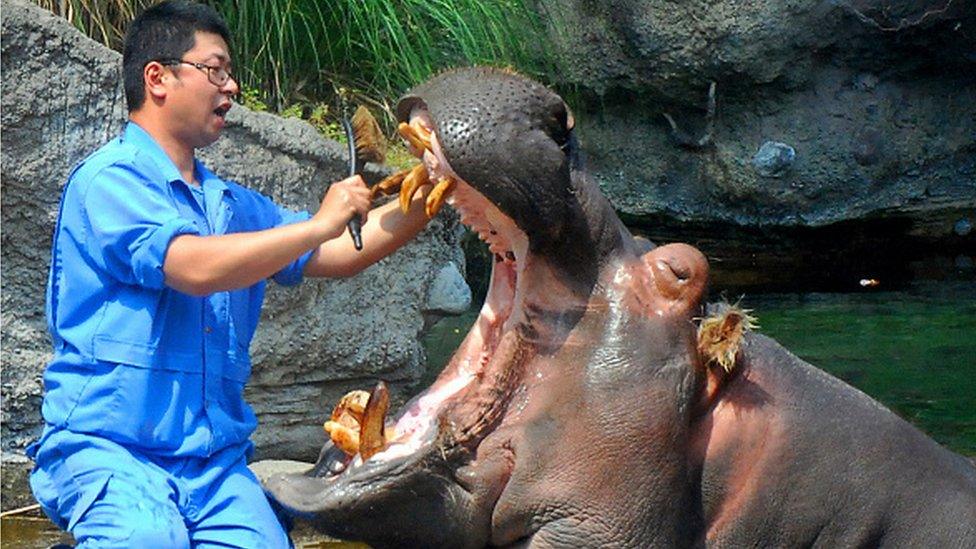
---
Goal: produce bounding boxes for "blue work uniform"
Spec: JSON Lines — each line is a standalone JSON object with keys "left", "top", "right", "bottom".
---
{"left": 27, "top": 122, "right": 311, "bottom": 547}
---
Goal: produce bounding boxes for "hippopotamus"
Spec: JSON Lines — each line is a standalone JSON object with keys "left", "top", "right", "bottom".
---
{"left": 266, "top": 67, "right": 976, "bottom": 548}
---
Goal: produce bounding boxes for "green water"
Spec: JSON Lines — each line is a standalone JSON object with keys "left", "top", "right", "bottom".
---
{"left": 738, "top": 282, "right": 976, "bottom": 455}
{"left": 423, "top": 281, "right": 976, "bottom": 455}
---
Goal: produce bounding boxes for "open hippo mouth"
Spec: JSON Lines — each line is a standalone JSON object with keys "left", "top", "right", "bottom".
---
{"left": 329, "top": 176, "right": 529, "bottom": 472}
{"left": 267, "top": 68, "right": 711, "bottom": 549}
{"left": 312, "top": 178, "right": 527, "bottom": 477}
{"left": 278, "top": 78, "right": 551, "bottom": 485}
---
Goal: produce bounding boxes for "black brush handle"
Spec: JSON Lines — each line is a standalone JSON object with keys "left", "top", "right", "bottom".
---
{"left": 341, "top": 117, "right": 364, "bottom": 251}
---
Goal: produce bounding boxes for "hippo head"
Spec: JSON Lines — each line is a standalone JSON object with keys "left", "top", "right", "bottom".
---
{"left": 267, "top": 67, "right": 711, "bottom": 548}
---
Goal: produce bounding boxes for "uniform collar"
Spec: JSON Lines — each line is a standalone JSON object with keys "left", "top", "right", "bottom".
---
{"left": 122, "top": 121, "right": 229, "bottom": 195}
{"left": 194, "top": 158, "right": 229, "bottom": 196}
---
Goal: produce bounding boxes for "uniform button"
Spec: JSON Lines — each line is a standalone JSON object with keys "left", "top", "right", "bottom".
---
{"left": 204, "top": 326, "right": 212, "bottom": 333}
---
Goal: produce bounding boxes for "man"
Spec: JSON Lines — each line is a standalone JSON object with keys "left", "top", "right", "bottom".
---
{"left": 26, "top": 2, "right": 433, "bottom": 546}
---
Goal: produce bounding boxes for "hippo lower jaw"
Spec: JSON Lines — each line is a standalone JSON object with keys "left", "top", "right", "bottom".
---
{"left": 267, "top": 173, "right": 536, "bottom": 535}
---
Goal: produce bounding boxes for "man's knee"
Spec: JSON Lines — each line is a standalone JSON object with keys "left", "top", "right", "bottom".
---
{"left": 71, "top": 474, "right": 190, "bottom": 548}
{"left": 75, "top": 513, "right": 190, "bottom": 548}
{"left": 123, "top": 522, "right": 192, "bottom": 548}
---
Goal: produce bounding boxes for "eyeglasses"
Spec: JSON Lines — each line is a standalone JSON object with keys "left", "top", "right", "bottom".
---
{"left": 157, "top": 58, "right": 234, "bottom": 87}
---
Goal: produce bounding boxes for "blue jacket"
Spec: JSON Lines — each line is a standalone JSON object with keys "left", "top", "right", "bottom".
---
{"left": 32, "top": 122, "right": 312, "bottom": 457}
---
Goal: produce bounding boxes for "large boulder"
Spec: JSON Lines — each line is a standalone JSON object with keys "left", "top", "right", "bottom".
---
{"left": 542, "top": 0, "right": 975, "bottom": 262}
{"left": 0, "top": 0, "right": 466, "bottom": 475}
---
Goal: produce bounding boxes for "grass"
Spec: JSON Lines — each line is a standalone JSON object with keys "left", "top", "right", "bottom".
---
{"left": 34, "top": 0, "right": 559, "bottom": 129}
{"left": 34, "top": 0, "right": 155, "bottom": 50}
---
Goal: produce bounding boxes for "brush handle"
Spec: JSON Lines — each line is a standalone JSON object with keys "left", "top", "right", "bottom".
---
{"left": 341, "top": 117, "right": 364, "bottom": 251}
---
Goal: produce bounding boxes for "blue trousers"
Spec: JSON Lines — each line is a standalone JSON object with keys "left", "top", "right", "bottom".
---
{"left": 29, "top": 429, "right": 291, "bottom": 548}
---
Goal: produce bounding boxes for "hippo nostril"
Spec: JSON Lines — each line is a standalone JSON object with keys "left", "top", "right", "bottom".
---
{"left": 657, "top": 258, "right": 689, "bottom": 282}
{"left": 671, "top": 262, "right": 691, "bottom": 282}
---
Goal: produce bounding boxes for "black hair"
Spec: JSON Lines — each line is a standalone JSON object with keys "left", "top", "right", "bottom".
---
{"left": 122, "top": 1, "right": 231, "bottom": 112}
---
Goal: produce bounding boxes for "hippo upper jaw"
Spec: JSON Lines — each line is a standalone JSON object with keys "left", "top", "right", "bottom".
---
{"left": 399, "top": 67, "right": 627, "bottom": 280}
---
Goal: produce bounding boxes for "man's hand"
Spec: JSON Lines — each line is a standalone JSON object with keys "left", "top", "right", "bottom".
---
{"left": 164, "top": 175, "right": 373, "bottom": 295}
{"left": 313, "top": 175, "right": 371, "bottom": 241}
{"left": 302, "top": 181, "right": 434, "bottom": 279}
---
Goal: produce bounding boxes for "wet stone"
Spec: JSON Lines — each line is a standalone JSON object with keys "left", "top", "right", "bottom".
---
{"left": 953, "top": 218, "right": 972, "bottom": 236}
{"left": 425, "top": 262, "right": 472, "bottom": 315}
{"left": 752, "top": 141, "right": 796, "bottom": 178}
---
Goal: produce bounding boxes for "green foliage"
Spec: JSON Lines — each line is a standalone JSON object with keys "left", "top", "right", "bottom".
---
{"left": 237, "top": 84, "right": 269, "bottom": 112}
{"left": 203, "top": 0, "right": 555, "bottom": 113}
{"left": 34, "top": 0, "right": 560, "bottom": 147}
{"left": 34, "top": 0, "right": 154, "bottom": 50}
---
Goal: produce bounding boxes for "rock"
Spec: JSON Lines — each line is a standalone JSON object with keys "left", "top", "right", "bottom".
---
{"left": 0, "top": 454, "right": 34, "bottom": 510}
{"left": 538, "top": 0, "right": 976, "bottom": 237}
{"left": 250, "top": 459, "right": 313, "bottom": 484}
{"left": 954, "top": 218, "right": 973, "bottom": 236}
{"left": 0, "top": 0, "right": 464, "bottom": 465}
{"left": 853, "top": 128, "right": 884, "bottom": 166}
{"left": 852, "top": 73, "right": 880, "bottom": 91}
{"left": 424, "top": 262, "right": 473, "bottom": 316}
{"left": 752, "top": 141, "right": 796, "bottom": 178}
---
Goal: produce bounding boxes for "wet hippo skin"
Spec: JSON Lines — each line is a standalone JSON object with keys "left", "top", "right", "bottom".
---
{"left": 266, "top": 68, "right": 976, "bottom": 548}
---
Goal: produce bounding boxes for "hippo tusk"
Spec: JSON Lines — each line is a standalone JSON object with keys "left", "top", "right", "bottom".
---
{"left": 323, "top": 384, "right": 392, "bottom": 460}
{"left": 359, "top": 381, "right": 390, "bottom": 460}
{"left": 426, "top": 177, "right": 456, "bottom": 218}
{"left": 397, "top": 121, "right": 432, "bottom": 155}
{"left": 399, "top": 163, "right": 430, "bottom": 214}
{"left": 322, "top": 420, "right": 360, "bottom": 456}
{"left": 323, "top": 389, "right": 371, "bottom": 455}
{"left": 370, "top": 167, "right": 413, "bottom": 200}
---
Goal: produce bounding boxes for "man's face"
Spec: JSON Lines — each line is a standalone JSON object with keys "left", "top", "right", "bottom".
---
{"left": 165, "top": 31, "right": 239, "bottom": 149}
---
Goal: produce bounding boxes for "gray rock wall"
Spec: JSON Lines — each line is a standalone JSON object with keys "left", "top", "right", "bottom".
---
{"left": 0, "top": 0, "right": 466, "bottom": 467}
{"left": 541, "top": 0, "right": 976, "bottom": 235}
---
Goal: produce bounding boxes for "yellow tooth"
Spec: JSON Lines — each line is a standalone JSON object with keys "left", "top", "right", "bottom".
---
{"left": 398, "top": 122, "right": 431, "bottom": 155}
{"left": 425, "top": 177, "right": 456, "bottom": 218}
{"left": 399, "top": 163, "right": 430, "bottom": 214}
{"left": 370, "top": 167, "right": 412, "bottom": 200}
{"left": 359, "top": 381, "right": 390, "bottom": 461}
{"left": 411, "top": 120, "right": 432, "bottom": 145}
{"left": 330, "top": 390, "right": 370, "bottom": 424}
{"left": 323, "top": 420, "right": 361, "bottom": 455}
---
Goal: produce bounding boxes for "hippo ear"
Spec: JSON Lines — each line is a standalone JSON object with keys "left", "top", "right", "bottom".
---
{"left": 695, "top": 303, "right": 758, "bottom": 404}
{"left": 697, "top": 303, "right": 757, "bottom": 374}
{"left": 642, "top": 243, "right": 709, "bottom": 315}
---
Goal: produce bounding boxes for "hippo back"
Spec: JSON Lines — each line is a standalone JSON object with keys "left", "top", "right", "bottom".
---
{"left": 696, "top": 333, "right": 976, "bottom": 547}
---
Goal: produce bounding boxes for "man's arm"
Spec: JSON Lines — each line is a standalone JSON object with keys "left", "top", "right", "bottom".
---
{"left": 303, "top": 184, "right": 433, "bottom": 278}
{"left": 163, "top": 175, "right": 371, "bottom": 295}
